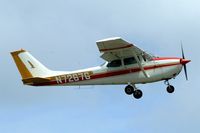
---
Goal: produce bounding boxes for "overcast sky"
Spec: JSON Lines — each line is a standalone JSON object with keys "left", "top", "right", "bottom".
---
{"left": 0, "top": 0, "right": 200, "bottom": 133}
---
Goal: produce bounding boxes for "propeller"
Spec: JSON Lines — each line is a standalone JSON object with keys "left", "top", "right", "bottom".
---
{"left": 180, "top": 42, "right": 190, "bottom": 80}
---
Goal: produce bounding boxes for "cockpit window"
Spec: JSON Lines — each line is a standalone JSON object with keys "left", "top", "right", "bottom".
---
{"left": 107, "top": 60, "right": 122, "bottom": 67}
{"left": 124, "top": 57, "right": 137, "bottom": 65}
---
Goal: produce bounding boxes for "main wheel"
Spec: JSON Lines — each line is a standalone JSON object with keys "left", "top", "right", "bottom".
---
{"left": 166, "top": 85, "right": 175, "bottom": 93}
{"left": 133, "top": 89, "right": 143, "bottom": 99}
{"left": 125, "top": 85, "right": 134, "bottom": 95}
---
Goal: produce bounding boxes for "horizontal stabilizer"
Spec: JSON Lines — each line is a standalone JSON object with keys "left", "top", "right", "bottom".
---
{"left": 22, "top": 77, "right": 51, "bottom": 85}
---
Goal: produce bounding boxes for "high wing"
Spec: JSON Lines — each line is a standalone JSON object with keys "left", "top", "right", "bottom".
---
{"left": 96, "top": 37, "right": 153, "bottom": 62}
{"left": 96, "top": 37, "right": 153, "bottom": 77}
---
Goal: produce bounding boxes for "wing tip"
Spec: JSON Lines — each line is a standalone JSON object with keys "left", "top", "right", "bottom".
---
{"left": 96, "top": 37, "right": 121, "bottom": 43}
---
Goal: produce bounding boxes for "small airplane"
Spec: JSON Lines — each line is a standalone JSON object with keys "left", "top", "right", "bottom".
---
{"left": 11, "top": 37, "right": 191, "bottom": 99}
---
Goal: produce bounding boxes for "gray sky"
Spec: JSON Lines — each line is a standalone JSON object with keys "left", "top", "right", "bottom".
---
{"left": 0, "top": 0, "right": 200, "bottom": 133}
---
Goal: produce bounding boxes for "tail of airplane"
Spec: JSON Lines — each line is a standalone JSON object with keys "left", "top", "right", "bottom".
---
{"left": 10, "top": 49, "right": 53, "bottom": 85}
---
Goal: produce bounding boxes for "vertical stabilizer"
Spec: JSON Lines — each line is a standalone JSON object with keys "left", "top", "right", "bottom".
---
{"left": 11, "top": 49, "right": 52, "bottom": 80}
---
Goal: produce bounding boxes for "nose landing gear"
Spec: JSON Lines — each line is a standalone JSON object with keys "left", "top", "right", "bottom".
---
{"left": 125, "top": 84, "right": 143, "bottom": 99}
{"left": 164, "top": 80, "right": 175, "bottom": 93}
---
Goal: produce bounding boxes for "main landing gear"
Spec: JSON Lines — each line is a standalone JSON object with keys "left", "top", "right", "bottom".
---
{"left": 125, "top": 84, "right": 143, "bottom": 99}
{"left": 164, "top": 80, "right": 175, "bottom": 93}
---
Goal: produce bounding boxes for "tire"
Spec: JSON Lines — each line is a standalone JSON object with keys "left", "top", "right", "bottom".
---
{"left": 133, "top": 89, "right": 143, "bottom": 99}
{"left": 125, "top": 85, "right": 134, "bottom": 95}
{"left": 167, "top": 85, "right": 175, "bottom": 93}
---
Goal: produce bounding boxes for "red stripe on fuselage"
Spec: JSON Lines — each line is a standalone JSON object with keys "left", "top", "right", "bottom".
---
{"left": 152, "top": 57, "right": 181, "bottom": 61}
{"left": 32, "top": 61, "right": 181, "bottom": 86}
{"left": 91, "top": 62, "right": 179, "bottom": 79}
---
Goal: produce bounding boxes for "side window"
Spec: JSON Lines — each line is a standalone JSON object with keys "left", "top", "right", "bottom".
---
{"left": 142, "top": 55, "right": 146, "bottom": 62}
{"left": 107, "top": 60, "right": 122, "bottom": 67}
{"left": 124, "top": 57, "right": 137, "bottom": 65}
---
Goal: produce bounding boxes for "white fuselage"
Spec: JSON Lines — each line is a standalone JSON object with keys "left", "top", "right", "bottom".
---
{"left": 47, "top": 58, "right": 183, "bottom": 86}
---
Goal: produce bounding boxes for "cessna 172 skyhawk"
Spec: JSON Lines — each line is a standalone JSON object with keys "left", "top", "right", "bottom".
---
{"left": 11, "top": 37, "right": 191, "bottom": 99}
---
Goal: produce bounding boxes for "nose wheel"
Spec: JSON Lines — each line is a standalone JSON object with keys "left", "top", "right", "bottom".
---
{"left": 164, "top": 80, "right": 175, "bottom": 93}
{"left": 125, "top": 84, "right": 143, "bottom": 99}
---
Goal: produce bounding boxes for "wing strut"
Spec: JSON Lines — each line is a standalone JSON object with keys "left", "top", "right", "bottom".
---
{"left": 133, "top": 54, "right": 150, "bottom": 78}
